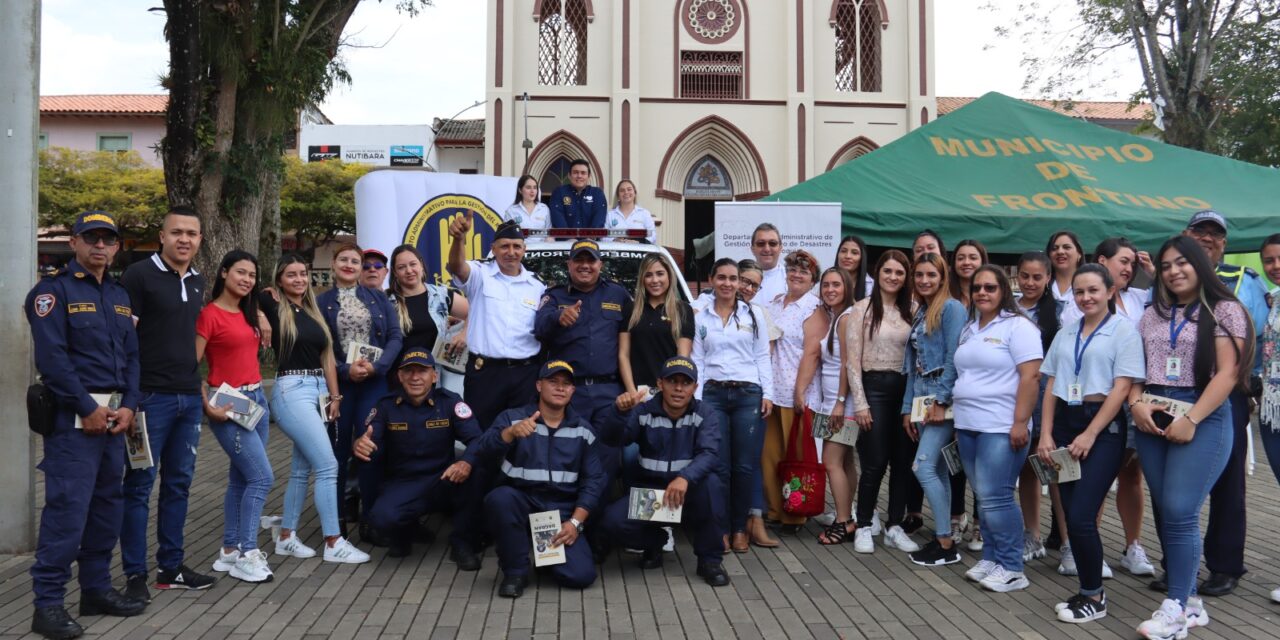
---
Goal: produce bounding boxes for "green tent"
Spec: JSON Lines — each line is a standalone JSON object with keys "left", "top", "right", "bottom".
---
{"left": 767, "top": 92, "right": 1280, "bottom": 255}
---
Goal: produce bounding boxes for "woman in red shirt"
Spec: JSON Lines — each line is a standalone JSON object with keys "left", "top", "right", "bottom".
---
{"left": 195, "top": 250, "right": 275, "bottom": 584}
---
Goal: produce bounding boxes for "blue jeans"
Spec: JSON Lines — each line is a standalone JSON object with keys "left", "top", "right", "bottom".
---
{"left": 1053, "top": 402, "right": 1126, "bottom": 595}
{"left": 913, "top": 421, "right": 954, "bottom": 538}
{"left": 1135, "top": 385, "right": 1232, "bottom": 606}
{"left": 704, "top": 382, "right": 764, "bottom": 533}
{"left": 271, "top": 375, "right": 341, "bottom": 537}
{"left": 208, "top": 388, "right": 273, "bottom": 551}
{"left": 1263, "top": 420, "right": 1280, "bottom": 489}
{"left": 956, "top": 428, "right": 1029, "bottom": 571}
{"left": 120, "top": 392, "right": 203, "bottom": 576}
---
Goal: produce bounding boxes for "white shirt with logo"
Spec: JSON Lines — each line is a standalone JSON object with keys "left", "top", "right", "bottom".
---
{"left": 952, "top": 311, "right": 1044, "bottom": 433}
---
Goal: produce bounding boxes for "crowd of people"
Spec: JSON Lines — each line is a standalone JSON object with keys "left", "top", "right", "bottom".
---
{"left": 23, "top": 179, "right": 1280, "bottom": 640}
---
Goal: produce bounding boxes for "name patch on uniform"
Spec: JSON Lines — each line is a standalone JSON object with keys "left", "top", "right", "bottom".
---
{"left": 983, "top": 337, "right": 1004, "bottom": 345}
{"left": 114, "top": 305, "right": 132, "bottom": 317}
{"left": 33, "top": 293, "right": 55, "bottom": 318}
{"left": 454, "top": 401, "right": 473, "bottom": 419}
{"left": 68, "top": 302, "right": 96, "bottom": 314}
{"left": 601, "top": 302, "right": 622, "bottom": 312}
{"left": 425, "top": 419, "right": 450, "bottom": 429}
{"left": 388, "top": 422, "right": 408, "bottom": 431}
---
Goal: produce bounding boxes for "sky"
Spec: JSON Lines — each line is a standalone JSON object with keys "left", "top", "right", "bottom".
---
{"left": 39, "top": 0, "right": 1143, "bottom": 125}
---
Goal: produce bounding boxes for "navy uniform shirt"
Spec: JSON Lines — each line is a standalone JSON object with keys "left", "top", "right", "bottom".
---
{"left": 1217, "top": 262, "right": 1269, "bottom": 376}
{"left": 598, "top": 395, "right": 720, "bottom": 486}
{"left": 548, "top": 184, "right": 608, "bottom": 229}
{"left": 534, "top": 279, "right": 632, "bottom": 378}
{"left": 366, "top": 387, "right": 483, "bottom": 478}
{"left": 467, "top": 404, "right": 606, "bottom": 513}
{"left": 25, "top": 258, "right": 141, "bottom": 416}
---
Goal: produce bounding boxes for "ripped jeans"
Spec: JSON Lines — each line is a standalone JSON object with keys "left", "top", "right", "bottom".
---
{"left": 913, "top": 420, "right": 954, "bottom": 539}
{"left": 208, "top": 388, "right": 273, "bottom": 552}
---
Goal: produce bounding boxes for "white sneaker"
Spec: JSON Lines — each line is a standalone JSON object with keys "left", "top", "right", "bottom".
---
{"left": 1058, "top": 544, "right": 1078, "bottom": 576}
{"left": 965, "top": 559, "right": 998, "bottom": 582}
{"left": 274, "top": 534, "right": 317, "bottom": 559}
{"left": 967, "top": 527, "right": 984, "bottom": 552}
{"left": 1101, "top": 559, "right": 1114, "bottom": 580}
{"left": 662, "top": 526, "right": 675, "bottom": 553}
{"left": 869, "top": 510, "right": 883, "bottom": 536}
{"left": 853, "top": 528, "right": 875, "bottom": 553}
{"left": 1271, "top": 586, "right": 1280, "bottom": 604}
{"left": 1137, "top": 598, "right": 1187, "bottom": 640}
{"left": 952, "top": 514, "right": 971, "bottom": 539}
{"left": 1023, "top": 534, "right": 1046, "bottom": 561}
{"left": 813, "top": 511, "right": 837, "bottom": 526}
{"left": 1184, "top": 596, "right": 1209, "bottom": 628}
{"left": 212, "top": 548, "right": 240, "bottom": 573}
{"left": 884, "top": 525, "right": 921, "bottom": 552}
{"left": 323, "top": 537, "right": 371, "bottom": 564}
{"left": 1122, "top": 542, "right": 1155, "bottom": 576}
{"left": 229, "top": 549, "right": 273, "bottom": 583}
{"left": 980, "top": 565, "right": 1029, "bottom": 592}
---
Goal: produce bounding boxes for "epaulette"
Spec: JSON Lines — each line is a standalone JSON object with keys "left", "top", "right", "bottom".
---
{"left": 41, "top": 269, "right": 61, "bottom": 280}
{"left": 1244, "top": 266, "right": 1260, "bottom": 278}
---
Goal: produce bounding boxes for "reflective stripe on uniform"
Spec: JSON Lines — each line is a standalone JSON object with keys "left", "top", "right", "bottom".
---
{"left": 637, "top": 411, "right": 704, "bottom": 430}
{"left": 532, "top": 424, "right": 596, "bottom": 444}
{"left": 501, "top": 459, "right": 579, "bottom": 484}
{"left": 638, "top": 457, "right": 692, "bottom": 473}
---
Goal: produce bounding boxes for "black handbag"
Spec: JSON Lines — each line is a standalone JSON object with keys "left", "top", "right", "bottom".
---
{"left": 26, "top": 383, "right": 57, "bottom": 436}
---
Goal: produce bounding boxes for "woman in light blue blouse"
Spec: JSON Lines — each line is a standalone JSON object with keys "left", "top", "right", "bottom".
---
{"left": 1037, "top": 264, "right": 1145, "bottom": 624}
{"left": 503, "top": 174, "right": 550, "bottom": 231}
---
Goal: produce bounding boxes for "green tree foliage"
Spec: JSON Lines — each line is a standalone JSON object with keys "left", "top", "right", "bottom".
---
{"left": 279, "top": 156, "right": 371, "bottom": 252}
{"left": 38, "top": 148, "right": 167, "bottom": 240}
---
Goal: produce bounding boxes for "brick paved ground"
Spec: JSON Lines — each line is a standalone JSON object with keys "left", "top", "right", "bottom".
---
{"left": 3, "top": 423, "right": 1280, "bottom": 639}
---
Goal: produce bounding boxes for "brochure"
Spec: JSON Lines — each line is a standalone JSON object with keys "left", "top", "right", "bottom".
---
{"left": 125, "top": 411, "right": 153, "bottom": 470}
{"left": 529, "top": 510, "right": 566, "bottom": 566}
{"left": 910, "top": 395, "right": 955, "bottom": 423}
{"left": 210, "top": 383, "right": 266, "bottom": 431}
{"left": 823, "top": 418, "right": 860, "bottom": 447}
{"left": 346, "top": 341, "right": 384, "bottom": 365}
{"left": 1141, "top": 393, "right": 1192, "bottom": 419}
{"left": 1029, "top": 447, "right": 1083, "bottom": 485}
{"left": 318, "top": 392, "right": 331, "bottom": 422}
{"left": 627, "top": 488, "right": 683, "bottom": 523}
{"left": 74, "top": 392, "right": 122, "bottom": 430}
{"left": 941, "top": 440, "right": 963, "bottom": 476}
{"left": 431, "top": 322, "right": 469, "bottom": 374}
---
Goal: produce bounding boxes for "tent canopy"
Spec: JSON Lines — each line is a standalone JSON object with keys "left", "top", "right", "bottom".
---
{"left": 768, "top": 92, "right": 1280, "bottom": 255}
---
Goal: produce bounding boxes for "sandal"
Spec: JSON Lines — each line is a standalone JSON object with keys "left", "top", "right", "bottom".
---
{"left": 818, "top": 520, "right": 855, "bottom": 545}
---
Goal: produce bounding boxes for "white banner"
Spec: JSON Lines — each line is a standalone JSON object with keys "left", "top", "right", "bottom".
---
{"left": 713, "top": 202, "right": 842, "bottom": 268}
{"left": 354, "top": 169, "right": 518, "bottom": 287}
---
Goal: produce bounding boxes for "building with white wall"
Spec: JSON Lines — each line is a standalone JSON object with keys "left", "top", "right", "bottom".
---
{"left": 485, "top": 0, "right": 937, "bottom": 251}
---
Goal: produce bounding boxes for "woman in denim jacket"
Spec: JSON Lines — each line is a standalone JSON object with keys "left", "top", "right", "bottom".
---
{"left": 317, "top": 242, "right": 404, "bottom": 531}
{"left": 900, "top": 252, "right": 967, "bottom": 566}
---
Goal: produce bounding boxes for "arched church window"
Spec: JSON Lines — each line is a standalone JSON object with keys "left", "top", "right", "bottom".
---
{"left": 833, "top": 0, "right": 882, "bottom": 93}
{"left": 538, "top": 0, "right": 589, "bottom": 86}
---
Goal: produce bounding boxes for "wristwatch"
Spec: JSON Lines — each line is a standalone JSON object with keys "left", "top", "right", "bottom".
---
{"left": 569, "top": 517, "right": 584, "bottom": 533}
{"left": 836, "top": 395, "right": 847, "bottom": 403}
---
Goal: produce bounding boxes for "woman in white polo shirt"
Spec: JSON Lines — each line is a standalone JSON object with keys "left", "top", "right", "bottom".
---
{"left": 1038, "top": 264, "right": 1145, "bottom": 624}
{"left": 952, "top": 266, "right": 1043, "bottom": 593}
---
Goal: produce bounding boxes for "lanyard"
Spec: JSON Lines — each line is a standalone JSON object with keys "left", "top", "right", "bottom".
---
{"left": 1169, "top": 302, "right": 1198, "bottom": 349}
{"left": 1074, "top": 313, "right": 1111, "bottom": 376}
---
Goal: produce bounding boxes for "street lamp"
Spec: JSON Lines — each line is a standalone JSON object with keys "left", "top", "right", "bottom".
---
{"left": 522, "top": 92, "right": 533, "bottom": 167}
{"left": 427, "top": 99, "right": 486, "bottom": 172}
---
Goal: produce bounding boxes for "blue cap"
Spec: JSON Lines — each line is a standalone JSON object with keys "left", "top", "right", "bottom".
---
{"left": 539, "top": 359, "right": 576, "bottom": 379}
{"left": 1187, "top": 210, "right": 1227, "bottom": 232}
{"left": 72, "top": 211, "right": 119, "bottom": 236}
{"left": 659, "top": 356, "right": 698, "bottom": 382}
{"left": 494, "top": 220, "right": 524, "bottom": 241}
{"left": 399, "top": 350, "right": 436, "bottom": 369}
{"left": 569, "top": 239, "right": 601, "bottom": 261}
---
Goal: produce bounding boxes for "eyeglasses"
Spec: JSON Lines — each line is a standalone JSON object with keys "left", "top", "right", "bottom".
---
{"left": 79, "top": 232, "right": 119, "bottom": 247}
{"left": 1188, "top": 225, "right": 1226, "bottom": 240}
{"left": 753, "top": 240, "right": 780, "bottom": 248}
{"left": 362, "top": 262, "right": 386, "bottom": 271}
{"left": 740, "top": 279, "right": 761, "bottom": 291}
{"left": 971, "top": 283, "right": 1000, "bottom": 294}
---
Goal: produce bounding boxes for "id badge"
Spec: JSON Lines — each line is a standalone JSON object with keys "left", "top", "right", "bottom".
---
{"left": 1270, "top": 360, "right": 1280, "bottom": 384}
{"left": 1165, "top": 356, "right": 1182, "bottom": 381}
{"left": 1067, "top": 383, "right": 1083, "bottom": 406}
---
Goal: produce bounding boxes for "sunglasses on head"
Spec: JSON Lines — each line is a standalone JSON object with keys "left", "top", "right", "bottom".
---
{"left": 971, "top": 283, "right": 1000, "bottom": 294}
{"left": 363, "top": 262, "right": 386, "bottom": 271}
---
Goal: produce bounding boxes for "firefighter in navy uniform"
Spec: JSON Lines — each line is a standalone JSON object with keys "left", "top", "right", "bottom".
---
{"left": 466, "top": 360, "right": 606, "bottom": 598}
{"left": 533, "top": 239, "right": 632, "bottom": 482}
{"left": 25, "top": 211, "right": 147, "bottom": 640}
{"left": 351, "top": 350, "right": 484, "bottom": 568}
{"left": 592, "top": 357, "right": 730, "bottom": 586}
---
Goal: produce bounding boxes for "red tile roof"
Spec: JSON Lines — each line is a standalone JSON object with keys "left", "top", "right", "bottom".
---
{"left": 938, "top": 97, "right": 1152, "bottom": 122}
{"left": 40, "top": 94, "right": 168, "bottom": 116}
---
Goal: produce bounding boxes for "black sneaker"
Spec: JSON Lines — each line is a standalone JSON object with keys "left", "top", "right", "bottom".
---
{"left": 156, "top": 565, "right": 215, "bottom": 591}
{"left": 696, "top": 562, "right": 730, "bottom": 587}
{"left": 1044, "top": 525, "right": 1062, "bottom": 552}
{"left": 124, "top": 574, "right": 151, "bottom": 604}
{"left": 450, "top": 544, "right": 481, "bottom": 572}
{"left": 79, "top": 589, "right": 146, "bottom": 617}
{"left": 639, "top": 548, "right": 663, "bottom": 570}
{"left": 900, "top": 515, "right": 924, "bottom": 536}
{"left": 32, "top": 605, "right": 82, "bottom": 640}
{"left": 1056, "top": 593, "right": 1107, "bottom": 623}
{"left": 909, "top": 539, "right": 961, "bottom": 566}
{"left": 498, "top": 572, "right": 529, "bottom": 598}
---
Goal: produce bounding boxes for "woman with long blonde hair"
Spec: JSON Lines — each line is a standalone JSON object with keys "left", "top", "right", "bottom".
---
{"left": 387, "top": 245, "right": 468, "bottom": 389}
{"left": 619, "top": 253, "right": 693, "bottom": 392}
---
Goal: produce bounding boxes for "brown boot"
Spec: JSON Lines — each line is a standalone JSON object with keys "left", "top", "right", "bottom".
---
{"left": 731, "top": 531, "right": 750, "bottom": 553}
{"left": 748, "top": 516, "right": 780, "bottom": 548}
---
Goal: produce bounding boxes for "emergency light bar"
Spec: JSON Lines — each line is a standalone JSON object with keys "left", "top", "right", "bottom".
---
{"left": 523, "top": 228, "right": 649, "bottom": 241}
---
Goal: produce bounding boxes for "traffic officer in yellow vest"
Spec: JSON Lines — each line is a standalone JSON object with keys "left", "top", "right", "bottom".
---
{"left": 25, "top": 211, "right": 146, "bottom": 639}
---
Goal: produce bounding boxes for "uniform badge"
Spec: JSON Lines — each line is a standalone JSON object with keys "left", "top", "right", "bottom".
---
{"left": 114, "top": 305, "right": 132, "bottom": 317}
{"left": 562, "top": 196, "right": 572, "bottom": 206}
{"left": 365, "top": 407, "right": 378, "bottom": 426}
{"left": 538, "top": 295, "right": 552, "bottom": 309}
{"left": 454, "top": 401, "right": 473, "bottom": 419}
{"left": 388, "top": 422, "right": 408, "bottom": 431}
{"left": 474, "top": 356, "right": 484, "bottom": 371}
{"left": 33, "top": 293, "right": 55, "bottom": 318}
{"left": 698, "top": 325, "right": 708, "bottom": 339}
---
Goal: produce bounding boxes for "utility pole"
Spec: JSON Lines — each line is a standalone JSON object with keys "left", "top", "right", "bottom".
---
{"left": 0, "top": 0, "right": 40, "bottom": 552}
